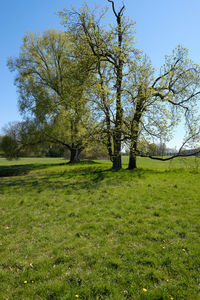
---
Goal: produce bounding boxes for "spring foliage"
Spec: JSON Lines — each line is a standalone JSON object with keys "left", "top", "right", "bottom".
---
{"left": 4, "top": 1, "right": 200, "bottom": 169}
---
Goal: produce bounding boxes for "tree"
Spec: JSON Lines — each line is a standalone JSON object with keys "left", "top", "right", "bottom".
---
{"left": 59, "top": 0, "right": 137, "bottom": 169}
{"left": 1, "top": 122, "right": 24, "bottom": 159}
{"left": 124, "top": 47, "right": 200, "bottom": 169}
{"left": 0, "top": 121, "right": 47, "bottom": 159}
{"left": 81, "top": 141, "right": 109, "bottom": 160}
{"left": 1, "top": 135, "right": 19, "bottom": 160}
{"left": 148, "top": 143, "right": 159, "bottom": 156}
{"left": 7, "top": 30, "right": 94, "bottom": 163}
{"left": 6, "top": 1, "right": 200, "bottom": 168}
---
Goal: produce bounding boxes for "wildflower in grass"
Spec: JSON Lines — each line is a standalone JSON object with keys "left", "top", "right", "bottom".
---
{"left": 24, "top": 280, "right": 27, "bottom": 284}
{"left": 182, "top": 248, "right": 186, "bottom": 252}
{"left": 162, "top": 246, "right": 165, "bottom": 249}
{"left": 170, "top": 297, "right": 174, "bottom": 300}
{"left": 31, "top": 280, "right": 34, "bottom": 283}
{"left": 75, "top": 295, "right": 79, "bottom": 298}
{"left": 143, "top": 288, "right": 147, "bottom": 292}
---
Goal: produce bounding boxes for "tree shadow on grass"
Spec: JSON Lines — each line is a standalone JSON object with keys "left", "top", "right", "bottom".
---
{"left": 0, "top": 163, "right": 67, "bottom": 177}
{"left": 0, "top": 160, "right": 101, "bottom": 177}
{"left": 0, "top": 161, "right": 184, "bottom": 194}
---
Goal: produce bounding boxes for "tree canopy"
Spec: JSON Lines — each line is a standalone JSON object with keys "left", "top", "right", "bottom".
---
{"left": 3, "top": 0, "right": 200, "bottom": 169}
{"left": 7, "top": 29, "right": 96, "bottom": 162}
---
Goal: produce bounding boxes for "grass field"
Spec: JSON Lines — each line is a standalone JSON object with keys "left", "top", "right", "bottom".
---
{"left": 0, "top": 157, "right": 199, "bottom": 299}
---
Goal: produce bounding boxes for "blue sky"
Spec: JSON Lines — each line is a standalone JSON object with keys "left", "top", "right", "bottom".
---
{"left": 1, "top": 0, "right": 200, "bottom": 148}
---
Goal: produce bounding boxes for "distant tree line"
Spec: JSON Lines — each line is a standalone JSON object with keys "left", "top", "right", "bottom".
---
{"left": 1, "top": 0, "right": 200, "bottom": 169}
{"left": 0, "top": 126, "right": 109, "bottom": 160}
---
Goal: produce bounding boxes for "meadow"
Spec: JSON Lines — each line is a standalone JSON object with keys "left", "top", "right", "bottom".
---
{"left": 0, "top": 156, "right": 199, "bottom": 299}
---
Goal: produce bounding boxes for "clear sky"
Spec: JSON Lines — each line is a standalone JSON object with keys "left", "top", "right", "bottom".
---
{"left": 1, "top": 0, "right": 200, "bottom": 148}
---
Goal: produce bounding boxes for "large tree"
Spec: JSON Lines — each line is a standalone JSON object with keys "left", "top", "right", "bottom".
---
{"left": 61, "top": 1, "right": 200, "bottom": 170}
{"left": 124, "top": 47, "right": 200, "bottom": 169}
{"left": 59, "top": 0, "right": 137, "bottom": 169}
{"left": 6, "top": 1, "right": 200, "bottom": 168}
{"left": 7, "top": 29, "right": 94, "bottom": 163}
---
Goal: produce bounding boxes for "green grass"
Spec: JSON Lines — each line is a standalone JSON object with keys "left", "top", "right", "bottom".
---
{"left": 0, "top": 157, "right": 199, "bottom": 299}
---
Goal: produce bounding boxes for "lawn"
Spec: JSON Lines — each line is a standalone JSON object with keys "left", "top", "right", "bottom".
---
{"left": 0, "top": 157, "right": 199, "bottom": 299}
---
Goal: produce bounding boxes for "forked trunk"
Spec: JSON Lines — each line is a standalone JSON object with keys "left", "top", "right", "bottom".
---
{"left": 111, "top": 3, "right": 123, "bottom": 170}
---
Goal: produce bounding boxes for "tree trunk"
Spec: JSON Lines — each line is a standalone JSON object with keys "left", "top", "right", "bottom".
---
{"left": 128, "top": 150, "right": 137, "bottom": 169}
{"left": 128, "top": 137, "right": 138, "bottom": 169}
{"left": 128, "top": 135, "right": 138, "bottom": 169}
{"left": 128, "top": 92, "right": 145, "bottom": 170}
{"left": 112, "top": 137, "right": 122, "bottom": 169}
{"left": 111, "top": 7, "right": 123, "bottom": 170}
{"left": 69, "top": 148, "right": 82, "bottom": 163}
{"left": 112, "top": 155, "right": 121, "bottom": 170}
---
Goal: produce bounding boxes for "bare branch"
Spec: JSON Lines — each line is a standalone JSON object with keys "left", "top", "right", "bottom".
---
{"left": 108, "top": 0, "right": 125, "bottom": 18}
{"left": 152, "top": 58, "right": 181, "bottom": 88}
{"left": 107, "top": 0, "right": 118, "bottom": 17}
{"left": 139, "top": 149, "right": 200, "bottom": 161}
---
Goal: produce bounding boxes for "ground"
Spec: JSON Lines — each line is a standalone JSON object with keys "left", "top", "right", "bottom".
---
{"left": 0, "top": 157, "right": 199, "bottom": 299}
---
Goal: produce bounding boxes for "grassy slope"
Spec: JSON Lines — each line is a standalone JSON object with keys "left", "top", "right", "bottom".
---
{"left": 0, "top": 157, "right": 199, "bottom": 299}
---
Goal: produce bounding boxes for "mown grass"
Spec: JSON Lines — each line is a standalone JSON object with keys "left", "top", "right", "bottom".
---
{"left": 0, "top": 157, "right": 199, "bottom": 299}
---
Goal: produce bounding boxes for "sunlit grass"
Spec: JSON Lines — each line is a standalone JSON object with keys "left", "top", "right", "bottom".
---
{"left": 0, "top": 157, "right": 199, "bottom": 299}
